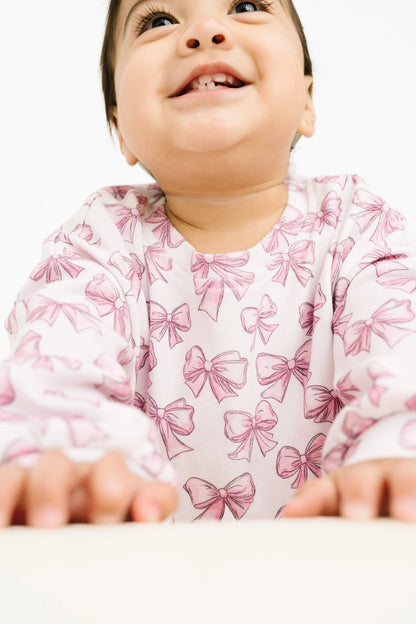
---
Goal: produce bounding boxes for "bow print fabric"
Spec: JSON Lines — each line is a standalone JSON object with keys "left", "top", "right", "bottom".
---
{"left": 184, "top": 473, "right": 255, "bottom": 520}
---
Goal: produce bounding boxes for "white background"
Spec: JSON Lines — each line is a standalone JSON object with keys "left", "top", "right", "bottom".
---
{"left": 0, "top": 0, "right": 415, "bottom": 357}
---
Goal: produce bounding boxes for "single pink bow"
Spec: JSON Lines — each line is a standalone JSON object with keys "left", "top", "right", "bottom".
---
{"left": 108, "top": 251, "right": 145, "bottom": 301}
{"left": 148, "top": 301, "right": 191, "bottom": 348}
{"left": 262, "top": 208, "right": 304, "bottom": 254}
{"left": 184, "top": 473, "right": 255, "bottom": 520}
{"left": 241, "top": 295, "right": 278, "bottom": 349}
{"left": 26, "top": 294, "right": 101, "bottom": 333}
{"left": 86, "top": 273, "right": 131, "bottom": 340}
{"left": 256, "top": 340, "right": 311, "bottom": 403}
{"left": 144, "top": 243, "right": 173, "bottom": 285}
{"left": 147, "top": 396, "right": 195, "bottom": 459}
{"left": 145, "top": 207, "right": 184, "bottom": 248}
{"left": 192, "top": 252, "right": 254, "bottom": 320}
{"left": 304, "top": 191, "right": 342, "bottom": 233}
{"left": 352, "top": 188, "right": 405, "bottom": 246}
{"left": 184, "top": 346, "right": 248, "bottom": 402}
{"left": 267, "top": 240, "right": 315, "bottom": 287}
{"left": 299, "top": 285, "right": 326, "bottom": 336}
{"left": 343, "top": 298, "right": 415, "bottom": 356}
{"left": 106, "top": 195, "right": 147, "bottom": 243}
{"left": 323, "top": 411, "right": 376, "bottom": 472}
{"left": 276, "top": 432, "right": 326, "bottom": 489}
{"left": 30, "top": 249, "right": 85, "bottom": 284}
{"left": 304, "top": 385, "right": 343, "bottom": 423}
{"left": 224, "top": 401, "right": 278, "bottom": 461}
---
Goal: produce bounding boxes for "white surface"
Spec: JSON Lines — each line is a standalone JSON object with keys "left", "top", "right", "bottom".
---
{"left": 0, "top": 0, "right": 415, "bottom": 361}
{"left": 0, "top": 519, "right": 415, "bottom": 623}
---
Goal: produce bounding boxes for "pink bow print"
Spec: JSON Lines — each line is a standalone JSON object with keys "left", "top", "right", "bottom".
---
{"left": 148, "top": 301, "right": 191, "bottom": 348}
{"left": 105, "top": 195, "right": 147, "bottom": 243}
{"left": 299, "top": 285, "right": 326, "bottom": 336}
{"left": 224, "top": 401, "right": 278, "bottom": 461}
{"left": 367, "top": 362, "right": 393, "bottom": 407}
{"left": 147, "top": 396, "right": 194, "bottom": 459}
{"left": 192, "top": 252, "right": 254, "bottom": 320}
{"left": 145, "top": 207, "right": 184, "bottom": 248}
{"left": 267, "top": 240, "right": 315, "bottom": 287}
{"left": 323, "top": 411, "right": 376, "bottom": 472}
{"left": 26, "top": 294, "right": 101, "bottom": 334}
{"left": 184, "top": 473, "right": 255, "bottom": 520}
{"left": 9, "top": 331, "right": 81, "bottom": 372}
{"left": 86, "top": 273, "right": 131, "bottom": 340}
{"left": 241, "top": 295, "right": 278, "bottom": 350}
{"left": 144, "top": 243, "right": 173, "bottom": 284}
{"left": 262, "top": 209, "right": 304, "bottom": 254}
{"left": 256, "top": 340, "right": 311, "bottom": 403}
{"left": 304, "top": 385, "right": 343, "bottom": 424}
{"left": 329, "top": 237, "right": 355, "bottom": 287}
{"left": 0, "top": 366, "right": 14, "bottom": 406}
{"left": 276, "top": 432, "right": 326, "bottom": 489}
{"left": 352, "top": 188, "right": 405, "bottom": 246}
{"left": 184, "top": 346, "right": 248, "bottom": 402}
{"left": 304, "top": 191, "right": 342, "bottom": 233}
{"left": 30, "top": 249, "right": 85, "bottom": 284}
{"left": 343, "top": 299, "right": 415, "bottom": 356}
{"left": 108, "top": 251, "right": 145, "bottom": 301}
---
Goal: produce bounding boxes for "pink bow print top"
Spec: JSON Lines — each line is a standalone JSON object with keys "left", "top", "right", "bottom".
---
{"left": 1, "top": 174, "right": 416, "bottom": 521}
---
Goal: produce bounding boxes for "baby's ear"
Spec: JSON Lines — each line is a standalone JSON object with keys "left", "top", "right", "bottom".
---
{"left": 112, "top": 107, "right": 138, "bottom": 166}
{"left": 296, "top": 76, "right": 316, "bottom": 139}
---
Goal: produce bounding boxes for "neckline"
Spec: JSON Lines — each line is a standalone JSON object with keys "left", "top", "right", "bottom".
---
{"left": 155, "top": 179, "right": 297, "bottom": 258}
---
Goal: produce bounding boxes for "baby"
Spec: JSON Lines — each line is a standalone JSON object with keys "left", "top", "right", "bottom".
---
{"left": 1, "top": 0, "right": 416, "bottom": 527}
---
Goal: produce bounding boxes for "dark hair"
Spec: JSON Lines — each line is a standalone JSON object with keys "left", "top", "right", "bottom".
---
{"left": 101, "top": 0, "right": 313, "bottom": 132}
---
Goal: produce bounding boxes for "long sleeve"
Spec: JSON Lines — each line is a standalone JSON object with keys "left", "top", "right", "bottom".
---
{"left": 0, "top": 193, "right": 174, "bottom": 484}
{"left": 322, "top": 182, "right": 416, "bottom": 472}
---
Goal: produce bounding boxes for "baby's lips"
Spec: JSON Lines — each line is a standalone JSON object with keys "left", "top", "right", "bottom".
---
{"left": 169, "top": 61, "right": 250, "bottom": 97}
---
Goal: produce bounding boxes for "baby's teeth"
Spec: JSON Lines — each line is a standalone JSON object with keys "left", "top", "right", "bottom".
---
{"left": 213, "top": 73, "right": 227, "bottom": 83}
{"left": 198, "top": 74, "right": 213, "bottom": 84}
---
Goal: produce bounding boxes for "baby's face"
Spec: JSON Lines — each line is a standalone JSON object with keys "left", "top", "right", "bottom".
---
{"left": 112, "top": 0, "right": 314, "bottom": 186}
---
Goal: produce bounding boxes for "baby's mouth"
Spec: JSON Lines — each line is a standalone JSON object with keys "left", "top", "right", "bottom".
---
{"left": 173, "top": 73, "right": 247, "bottom": 97}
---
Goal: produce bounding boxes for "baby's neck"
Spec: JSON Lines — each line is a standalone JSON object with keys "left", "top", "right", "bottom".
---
{"left": 164, "top": 182, "right": 288, "bottom": 254}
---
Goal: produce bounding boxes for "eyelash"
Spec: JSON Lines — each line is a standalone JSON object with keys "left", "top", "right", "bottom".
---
{"left": 132, "top": 1, "right": 273, "bottom": 37}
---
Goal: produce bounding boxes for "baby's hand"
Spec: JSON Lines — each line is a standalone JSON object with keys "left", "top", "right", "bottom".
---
{"left": 0, "top": 450, "right": 178, "bottom": 528}
{"left": 283, "top": 458, "right": 416, "bottom": 521}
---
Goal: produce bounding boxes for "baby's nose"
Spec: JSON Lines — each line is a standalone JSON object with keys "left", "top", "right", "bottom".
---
{"left": 177, "top": 16, "right": 234, "bottom": 53}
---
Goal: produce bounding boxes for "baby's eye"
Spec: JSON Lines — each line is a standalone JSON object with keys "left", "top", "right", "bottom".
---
{"left": 134, "top": 11, "right": 177, "bottom": 36}
{"left": 230, "top": 1, "right": 271, "bottom": 13}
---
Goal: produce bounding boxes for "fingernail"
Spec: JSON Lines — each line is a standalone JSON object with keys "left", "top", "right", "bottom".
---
{"left": 31, "top": 507, "right": 65, "bottom": 528}
{"left": 342, "top": 502, "right": 374, "bottom": 521}
{"left": 142, "top": 503, "right": 161, "bottom": 523}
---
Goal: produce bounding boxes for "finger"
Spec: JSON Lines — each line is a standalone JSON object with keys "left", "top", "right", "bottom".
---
{"left": 25, "top": 450, "right": 74, "bottom": 528}
{"left": 387, "top": 459, "right": 416, "bottom": 521}
{"left": 334, "top": 461, "right": 385, "bottom": 520}
{"left": 283, "top": 476, "right": 338, "bottom": 518}
{"left": 0, "top": 463, "right": 26, "bottom": 527}
{"left": 130, "top": 481, "right": 178, "bottom": 523}
{"left": 86, "top": 453, "right": 139, "bottom": 524}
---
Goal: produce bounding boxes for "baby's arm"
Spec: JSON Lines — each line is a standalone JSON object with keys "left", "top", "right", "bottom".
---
{"left": 288, "top": 181, "right": 416, "bottom": 520}
{"left": 0, "top": 193, "right": 176, "bottom": 526}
